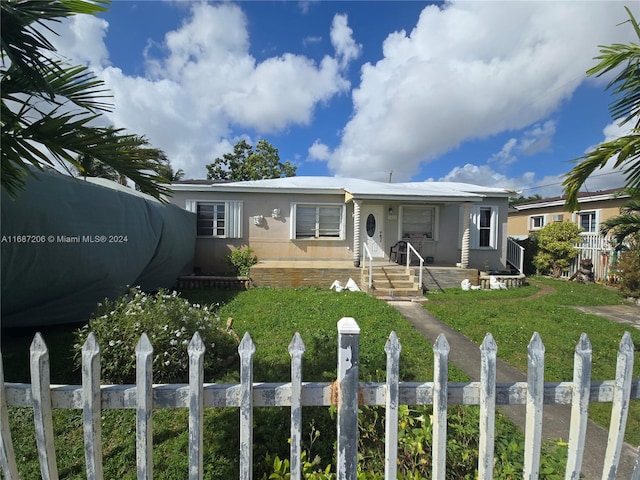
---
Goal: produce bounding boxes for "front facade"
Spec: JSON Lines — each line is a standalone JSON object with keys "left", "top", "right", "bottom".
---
{"left": 508, "top": 188, "right": 629, "bottom": 239}
{"left": 169, "top": 177, "right": 513, "bottom": 274}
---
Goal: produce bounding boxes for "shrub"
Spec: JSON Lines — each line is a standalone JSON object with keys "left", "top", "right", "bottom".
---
{"left": 533, "top": 222, "right": 582, "bottom": 277}
{"left": 73, "top": 287, "right": 239, "bottom": 384}
{"left": 617, "top": 247, "right": 640, "bottom": 298}
{"left": 228, "top": 247, "right": 258, "bottom": 276}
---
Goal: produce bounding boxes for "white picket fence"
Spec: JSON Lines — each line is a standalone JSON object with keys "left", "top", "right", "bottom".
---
{"left": 565, "top": 233, "right": 617, "bottom": 281}
{"left": 1, "top": 318, "right": 639, "bottom": 480}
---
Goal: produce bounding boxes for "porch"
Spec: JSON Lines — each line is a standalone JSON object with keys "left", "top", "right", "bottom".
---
{"left": 249, "top": 260, "right": 481, "bottom": 292}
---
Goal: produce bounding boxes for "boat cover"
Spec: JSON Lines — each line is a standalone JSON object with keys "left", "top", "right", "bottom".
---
{"left": 1, "top": 168, "right": 196, "bottom": 327}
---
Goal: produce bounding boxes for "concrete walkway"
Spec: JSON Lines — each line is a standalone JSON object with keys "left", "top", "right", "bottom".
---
{"left": 387, "top": 300, "right": 639, "bottom": 479}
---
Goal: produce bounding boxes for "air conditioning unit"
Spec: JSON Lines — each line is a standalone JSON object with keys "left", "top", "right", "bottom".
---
{"left": 552, "top": 214, "right": 563, "bottom": 222}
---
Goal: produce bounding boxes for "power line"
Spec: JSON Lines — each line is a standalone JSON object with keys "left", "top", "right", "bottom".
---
{"left": 516, "top": 170, "right": 623, "bottom": 194}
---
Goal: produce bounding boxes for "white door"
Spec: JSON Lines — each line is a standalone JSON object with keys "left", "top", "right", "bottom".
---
{"left": 364, "top": 206, "right": 385, "bottom": 258}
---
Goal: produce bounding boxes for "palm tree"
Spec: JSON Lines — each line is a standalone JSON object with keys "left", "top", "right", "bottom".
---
{"left": 1, "top": 0, "right": 170, "bottom": 200}
{"left": 563, "top": 6, "right": 640, "bottom": 211}
{"left": 600, "top": 191, "right": 640, "bottom": 245}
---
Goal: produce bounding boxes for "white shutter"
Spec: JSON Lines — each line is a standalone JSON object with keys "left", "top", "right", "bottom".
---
{"left": 226, "top": 201, "right": 243, "bottom": 238}
{"left": 185, "top": 200, "right": 197, "bottom": 213}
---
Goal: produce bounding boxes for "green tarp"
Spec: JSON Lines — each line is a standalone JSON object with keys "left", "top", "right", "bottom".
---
{"left": 1, "top": 169, "right": 196, "bottom": 327}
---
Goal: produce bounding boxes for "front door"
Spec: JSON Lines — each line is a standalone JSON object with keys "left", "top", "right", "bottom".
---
{"left": 364, "top": 206, "right": 385, "bottom": 258}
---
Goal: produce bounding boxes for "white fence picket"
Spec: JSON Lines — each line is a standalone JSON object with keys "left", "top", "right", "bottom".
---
{"left": 81, "top": 333, "right": 103, "bottom": 480}
{"left": 603, "top": 331, "right": 635, "bottom": 479}
{"left": 478, "top": 333, "right": 497, "bottom": 480}
{"left": 432, "top": 334, "right": 449, "bottom": 479}
{"left": 0, "top": 355, "right": 19, "bottom": 479}
{"left": 565, "top": 333, "right": 592, "bottom": 480}
{"left": 239, "top": 332, "right": 256, "bottom": 480}
{"left": 384, "top": 331, "right": 401, "bottom": 480}
{"left": 1, "top": 324, "right": 638, "bottom": 480}
{"left": 337, "top": 317, "right": 360, "bottom": 480}
{"left": 288, "top": 333, "right": 305, "bottom": 480}
{"left": 30, "top": 333, "right": 58, "bottom": 480}
{"left": 188, "top": 333, "right": 205, "bottom": 480}
{"left": 136, "top": 333, "right": 153, "bottom": 480}
{"left": 524, "top": 332, "right": 545, "bottom": 479}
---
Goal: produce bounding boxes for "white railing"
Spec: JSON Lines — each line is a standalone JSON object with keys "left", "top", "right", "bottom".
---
{"left": 507, "top": 237, "right": 524, "bottom": 274}
{"left": 361, "top": 243, "right": 373, "bottom": 288}
{"left": 405, "top": 242, "right": 424, "bottom": 291}
{"left": 2, "top": 322, "right": 639, "bottom": 480}
{"left": 563, "top": 233, "right": 616, "bottom": 281}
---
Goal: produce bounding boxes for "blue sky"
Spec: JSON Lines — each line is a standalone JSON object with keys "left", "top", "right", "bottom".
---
{"left": 48, "top": 1, "right": 638, "bottom": 197}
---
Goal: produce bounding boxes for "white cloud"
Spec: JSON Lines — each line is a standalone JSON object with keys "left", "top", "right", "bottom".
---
{"left": 519, "top": 120, "right": 556, "bottom": 156}
{"left": 488, "top": 138, "right": 517, "bottom": 166}
{"left": 330, "top": 14, "right": 362, "bottom": 69}
{"left": 324, "top": 1, "right": 634, "bottom": 181}
{"left": 308, "top": 140, "right": 331, "bottom": 162}
{"left": 47, "top": 14, "right": 110, "bottom": 67}
{"left": 45, "top": 2, "right": 352, "bottom": 179}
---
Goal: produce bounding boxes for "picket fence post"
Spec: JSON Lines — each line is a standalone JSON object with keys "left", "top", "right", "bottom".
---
{"left": 432, "top": 334, "right": 449, "bottom": 479}
{"left": 337, "top": 317, "right": 360, "bottom": 480}
{"left": 239, "top": 332, "right": 256, "bottom": 480}
{"left": 188, "top": 332, "right": 205, "bottom": 480}
{"left": 82, "top": 333, "right": 103, "bottom": 480}
{"left": 136, "top": 333, "right": 153, "bottom": 480}
{"left": 384, "top": 331, "right": 401, "bottom": 480}
{"left": 478, "top": 333, "right": 497, "bottom": 480}
{"left": 288, "top": 332, "right": 306, "bottom": 480}
{"left": 524, "top": 332, "right": 545, "bottom": 479}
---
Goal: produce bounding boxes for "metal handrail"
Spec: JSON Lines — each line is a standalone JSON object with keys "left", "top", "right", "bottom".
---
{"left": 507, "top": 237, "right": 524, "bottom": 274}
{"left": 362, "top": 243, "right": 373, "bottom": 288}
{"left": 405, "top": 242, "right": 424, "bottom": 292}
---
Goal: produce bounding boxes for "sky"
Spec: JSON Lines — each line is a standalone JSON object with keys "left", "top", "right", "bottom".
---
{"left": 46, "top": 0, "right": 639, "bottom": 197}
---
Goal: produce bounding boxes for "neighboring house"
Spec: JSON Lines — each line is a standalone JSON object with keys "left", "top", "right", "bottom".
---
{"left": 169, "top": 176, "right": 514, "bottom": 275}
{"left": 508, "top": 188, "right": 629, "bottom": 281}
{"left": 508, "top": 188, "right": 629, "bottom": 239}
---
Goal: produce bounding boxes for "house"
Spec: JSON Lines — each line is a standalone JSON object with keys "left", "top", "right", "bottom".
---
{"left": 507, "top": 188, "right": 629, "bottom": 281}
{"left": 169, "top": 177, "right": 517, "bottom": 291}
{"left": 508, "top": 188, "right": 629, "bottom": 239}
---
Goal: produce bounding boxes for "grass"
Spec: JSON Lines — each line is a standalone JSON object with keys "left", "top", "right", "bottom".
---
{"left": 423, "top": 276, "right": 640, "bottom": 446}
{"left": 3, "top": 287, "right": 469, "bottom": 479}
{"left": 4, "top": 282, "right": 633, "bottom": 477}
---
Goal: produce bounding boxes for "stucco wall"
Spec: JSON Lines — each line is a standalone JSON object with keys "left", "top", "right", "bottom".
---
{"left": 169, "top": 189, "right": 510, "bottom": 274}
{"left": 508, "top": 197, "right": 628, "bottom": 238}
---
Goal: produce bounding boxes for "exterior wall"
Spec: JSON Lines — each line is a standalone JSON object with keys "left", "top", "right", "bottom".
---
{"left": 467, "top": 197, "right": 509, "bottom": 272}
{"left": 508, "top": 196, "right": 628, "bottom": 238}
{"left": 170, "top": 190, "right": 354, "bottom": 273}
{"left": 169, "top": 190, "right": 510, "bottom": 274}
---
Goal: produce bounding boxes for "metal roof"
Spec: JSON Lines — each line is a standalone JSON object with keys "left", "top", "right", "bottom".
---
{"left": 171, "top": 176, "right": 513, "bottom": 201}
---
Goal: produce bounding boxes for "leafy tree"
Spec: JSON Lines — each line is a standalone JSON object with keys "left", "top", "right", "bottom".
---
{"left": 533, "top": 222, "right": 582, "bottom": 277}
{"left": 563, "top": 7, "right": 640, "bottom": 210}
{"left": 1, "top": 0, "right": 170, "bottom": 200}
{"left": 206, "top": 139, "right": 296, "bottom": 181}
{"left": 509, "top": 193, "right": 542, "bottom": 205}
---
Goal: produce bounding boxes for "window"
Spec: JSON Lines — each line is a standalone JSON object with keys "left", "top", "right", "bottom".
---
{"left": 401, "top": 206, "right": 436, "bottom": 240}
{"left": 578, "top": 210, "right": 597, "bottom": 233}
{"left": 471, "top": 205, "right": 498, "bottom": 249}
{"left": 529, "top": 215, "right": 546, "bottom": 230}
{"left": 291, "top": 204, "right": 344, "bottom": 239}
{"left": 185, "top": 200, "right": 243, "bottom": 238}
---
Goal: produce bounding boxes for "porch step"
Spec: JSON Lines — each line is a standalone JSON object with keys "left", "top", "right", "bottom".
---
{"left": 362, "top": 265, "right": 422, "bottom": 298}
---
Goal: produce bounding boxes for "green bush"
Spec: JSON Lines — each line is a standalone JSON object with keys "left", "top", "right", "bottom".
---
{"left": 228, "top": 247, "right": 258, "bottom": 276}
{"left": 73, "top": 287, "right": 239, "bottom": 384}
{"left": 617, "top": 248, "right": 640, "bottom": 298}
{"left": 533, "top": 222, "right": 582, "bottom": 277}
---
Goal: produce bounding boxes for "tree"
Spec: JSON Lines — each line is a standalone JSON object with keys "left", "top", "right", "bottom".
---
{"left": 1, "top": 0, "right": 170, "bottom": 200}
{"left": 509, "top": 193, "right": 542, "bottom": 205}
{"left": 563, "top": 7, "right": 640, "bottom": 211}
{"left": 600, "top": 190, "right": 640, "bottom": 244}
{"left": 206, "top": 139, "right": 296, "bottom": 181}
{"left": 533, "top": 221, "right": 582, "bottom": 277}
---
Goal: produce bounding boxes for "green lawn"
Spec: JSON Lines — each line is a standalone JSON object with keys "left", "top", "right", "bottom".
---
{"left": 423, "top": 276, "right": 640, "bottom": 446}
{"left": 3, "top": 283, "right": 625, "bottom": 478}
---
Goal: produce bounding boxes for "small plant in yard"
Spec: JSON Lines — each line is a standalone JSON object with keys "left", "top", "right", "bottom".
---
{"left": 73, "top": 287, "right": 239, "bottom": 384}
{"left": 228, "top": 246, "right": 258, "bottom": 276}
{"left": 533, "top": 222, "right": 582, "bottom": 277}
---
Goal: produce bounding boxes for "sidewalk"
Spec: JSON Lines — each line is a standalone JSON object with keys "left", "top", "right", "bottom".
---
{"left": 387, "top": 300, "right": 639, "bottom": 479}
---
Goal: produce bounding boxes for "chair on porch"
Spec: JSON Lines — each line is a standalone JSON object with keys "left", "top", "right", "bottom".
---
{"left": 389, "top": 240, "right": 407, "bottom": 264}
